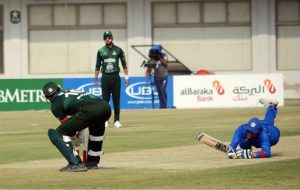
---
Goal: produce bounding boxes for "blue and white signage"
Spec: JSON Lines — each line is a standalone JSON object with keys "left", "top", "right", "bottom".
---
{"left": 64, "top": 78, "right": 101, "bottom": 96}
{"left": 63, "top": 77, "right": 173, "bottom": 109}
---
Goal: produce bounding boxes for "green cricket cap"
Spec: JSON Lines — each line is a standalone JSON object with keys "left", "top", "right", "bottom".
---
{"left": 103, "top": 31, "right": 113, "bottom": 39}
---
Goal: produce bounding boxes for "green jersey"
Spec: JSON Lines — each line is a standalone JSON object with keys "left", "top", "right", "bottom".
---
{"left": 95, "top": 44, "right": 127, "bottom": 74}
{"left": 51, "top": 89, "right": 99, "bottom": 121}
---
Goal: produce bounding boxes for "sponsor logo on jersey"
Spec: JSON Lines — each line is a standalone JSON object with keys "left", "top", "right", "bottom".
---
{"left": 104, "top": 58, "right": 116, "bottom": 63}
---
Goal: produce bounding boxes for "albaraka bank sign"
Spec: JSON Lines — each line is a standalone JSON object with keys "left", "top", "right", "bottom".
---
{"left": 173, "top": 74, "right": 284, "bottom": 108}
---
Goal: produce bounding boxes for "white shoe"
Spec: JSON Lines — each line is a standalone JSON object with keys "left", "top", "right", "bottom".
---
{"left": 105, "top": 121, "right": 109, "bottom": 128}
{"left": 259, "top": 98, "right": 279, "bottom": 108}
{"left": 114, "top": 121, "right": 122, "bottom": 128}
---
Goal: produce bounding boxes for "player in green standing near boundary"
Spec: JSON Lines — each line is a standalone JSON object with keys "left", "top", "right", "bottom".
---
{"left": 94, "top": 31, "right": 129, "bottom": 128}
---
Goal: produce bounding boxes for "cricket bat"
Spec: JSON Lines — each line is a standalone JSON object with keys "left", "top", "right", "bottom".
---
{"left": 196, "top": 132, "right": 233, "bottom": 153}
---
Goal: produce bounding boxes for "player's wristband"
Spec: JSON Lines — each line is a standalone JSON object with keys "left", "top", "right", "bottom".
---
{"left": 125, "top": 75, "right": 129, "bottom": 80}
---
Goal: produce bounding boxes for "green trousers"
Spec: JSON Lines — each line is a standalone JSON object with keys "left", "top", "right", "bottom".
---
{"left": 101, "top": 74, "right": 121, "bottom": 122}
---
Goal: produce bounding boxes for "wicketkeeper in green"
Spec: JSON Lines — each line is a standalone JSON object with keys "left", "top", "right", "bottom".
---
{"left": 43, "top": 82, "right": 111, "bottom": 172}
{"left": 94, "top": 31, "right": 129, "bottom": 128}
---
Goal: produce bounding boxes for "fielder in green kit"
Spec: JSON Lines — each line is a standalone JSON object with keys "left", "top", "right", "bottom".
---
{"left": 43, "top": 82, "right": 111, "bottom": 172}
{"left": 94, "top": 31, "right": 129, "bottom": 128}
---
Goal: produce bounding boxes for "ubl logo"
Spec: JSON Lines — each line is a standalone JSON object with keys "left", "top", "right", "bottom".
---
{"left": 77, "top": 83, "right": 102, "bottom": 97}
{"left": 126, "top": 82, "right": 158, "bottom": 100}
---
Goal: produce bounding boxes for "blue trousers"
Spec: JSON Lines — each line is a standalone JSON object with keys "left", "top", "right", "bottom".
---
{"left": 263, "top": 106, "right": 280, "bottom": 146}
{"left": 155, "top": 76, "right": 168, "bottom": 108}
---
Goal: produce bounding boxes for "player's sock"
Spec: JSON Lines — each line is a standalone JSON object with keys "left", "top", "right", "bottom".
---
{"left": 48, "top": 129, "right": 82, "bottom": 165}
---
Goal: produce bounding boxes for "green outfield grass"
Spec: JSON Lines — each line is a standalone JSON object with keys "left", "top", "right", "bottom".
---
{"left": 0, "top": 99, "right": 300, "bottom": 189}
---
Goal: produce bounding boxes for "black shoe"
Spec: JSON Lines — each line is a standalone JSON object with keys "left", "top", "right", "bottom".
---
{"left": 86, "top": 161, "right": 98, "bottom": 170}
{"left": 59, "top": 162, "right": 88, "bottom": 172}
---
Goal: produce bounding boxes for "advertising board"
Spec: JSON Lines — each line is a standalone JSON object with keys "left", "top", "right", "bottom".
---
{"left": 173, "top": 74, "right": 284, "bottom": 108}
{"left": 63, "top": 77, "right": 174, "bottom": 109}
{"left": 0, "top": 79, "right": 62, "bottom": 111}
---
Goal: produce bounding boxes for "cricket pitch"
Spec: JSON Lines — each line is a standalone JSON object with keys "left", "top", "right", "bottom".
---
{"left": 1, "top": 136, "right": 299, "bottom": 170}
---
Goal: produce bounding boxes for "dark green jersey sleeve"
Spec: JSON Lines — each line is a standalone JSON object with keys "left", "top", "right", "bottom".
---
{"left": 51, "top": 100, "right": 65, "bottom": 121}
{"left": 119, "top": 48, "right": 127, "bottom": 70}
{"left": 95, "top": 51, "right": 102, "bottom": 71}
{"left": 51, "top": 90, "right": 99, "bottom": 120}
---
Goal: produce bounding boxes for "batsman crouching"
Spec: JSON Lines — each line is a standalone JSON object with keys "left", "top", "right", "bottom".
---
{"left": 43, "top": 82, "right": 111, "bottom": 172}
{"left": 227, "top": 98, "right": 280, "bottom": 159}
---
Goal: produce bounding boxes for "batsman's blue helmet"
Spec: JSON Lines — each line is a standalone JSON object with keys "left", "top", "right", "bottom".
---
{"left": 246, "top": 117, "right": 261, "bottom": 134}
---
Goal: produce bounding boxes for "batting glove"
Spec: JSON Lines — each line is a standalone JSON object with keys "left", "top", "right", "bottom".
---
{"left": 227, "top": 152, "right": 238, "bottom": 159}
{"left": 226, "top": 147, "right": 238, "bottom": 159}
{"left": 236, "top": 149, "right": 252, "bottom": 159}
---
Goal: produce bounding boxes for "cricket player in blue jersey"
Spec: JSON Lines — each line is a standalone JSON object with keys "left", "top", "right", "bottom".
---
{"left": 227, "top": 98, "right": 280, "bottom": 159}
